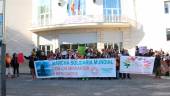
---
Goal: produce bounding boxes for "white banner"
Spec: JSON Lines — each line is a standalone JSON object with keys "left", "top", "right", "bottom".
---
{"left": 34, "top": 58, "right": 116, "bottom": 78}
{"left": 120, "top": 56, "right": 155, "bottom": 74}
{"left": 139, "top": 46, "right": 148, "bottom": 54}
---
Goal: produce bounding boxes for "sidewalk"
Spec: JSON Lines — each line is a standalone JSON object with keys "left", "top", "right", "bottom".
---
{"left": 6, "top": 74, "right": 170, "bottom": 96}
{"left": 161, "top": 76, "right": 170, "bottom": 79}
{"left": 19, "top": 60, "right": 30, "bottom": 74}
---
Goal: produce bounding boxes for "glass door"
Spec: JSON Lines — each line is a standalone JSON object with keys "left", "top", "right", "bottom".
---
{"left": 39, "top": 45, "right": 53, "bottom": 55}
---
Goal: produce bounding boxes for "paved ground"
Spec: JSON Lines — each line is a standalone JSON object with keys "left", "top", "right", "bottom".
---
{"left": 4, "top": 74, "right": 170, "bottom": 96}
{"left": 1, "top": 63, "right": 170, "bottom": 96}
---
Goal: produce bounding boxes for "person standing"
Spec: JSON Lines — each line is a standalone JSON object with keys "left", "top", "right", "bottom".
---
{"left": 121, "top": 49, "right": 131, "bottom": 79}
{"left": 154, "top": 52, "right": 162, "bottom": 79}
{"left": 24, "top": 53, "right": 37, "bottom": 80}
{"left": 11, "top": 53, "right": 20, "bottom": 77}
{"left": 164, "top": 53, "right": 170, "bottom": 76}
{"left": 6, "top": 53, "right": 13, "bottom": 79}
{"left": 61, "top": 49, "right": 68, "bottom": 59}
{"left": 39, "top": 52, "right": 47, "bottom": 60}
{"left": 115, "top": 53, "right": 120, "bottom": 79}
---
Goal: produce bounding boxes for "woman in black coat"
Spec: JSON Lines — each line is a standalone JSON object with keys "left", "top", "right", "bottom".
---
{"left": 154, "top": 53, "right": 161, "bottom": 78}
{"left": 11, "top": 53, "right": 19, "bottom": 77}
{"left": 25, "top": 53, "right": 37, "bottom": 80}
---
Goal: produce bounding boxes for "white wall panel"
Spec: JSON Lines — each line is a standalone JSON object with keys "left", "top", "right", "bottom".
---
{"left": 103, "top": 32, "right": 123, "bottom": 43}
{"left": 59, "top": 32, "right": 97, "bottom": 44}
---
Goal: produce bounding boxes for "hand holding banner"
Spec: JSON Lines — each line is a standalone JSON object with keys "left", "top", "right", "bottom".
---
{"left": 34, "top": 58, "right": 116, "bottom": 78}
{"left": 120, "top": 56, "right": 155, "bottom": 74}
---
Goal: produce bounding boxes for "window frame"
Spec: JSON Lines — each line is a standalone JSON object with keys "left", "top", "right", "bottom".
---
{"left": 164, "top": 1, "right": 170, "bottom": 14}
{"left": 103, "top": 0, "right": 121, "bottom": 16}
{"left": 103, "top": 0, "right": 121, "bottom": 22}
{"left": 38, "top": 0, "right": 52, "bottom": 26}
{"left": 166, "top": 28, "right": 170, "bottom": 41}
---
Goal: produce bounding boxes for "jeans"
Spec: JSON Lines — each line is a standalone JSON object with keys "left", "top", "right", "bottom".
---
{"left": 120, "top": 73, "right": 131, "bottom": 79}
{"left": 116, "top": 70, "right": 120, "bottom": 79}
{"left": 13, "top": 67, "right": 19, "bottom": 76}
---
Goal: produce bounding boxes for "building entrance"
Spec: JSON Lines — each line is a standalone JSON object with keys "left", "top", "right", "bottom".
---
{"left": 60, "top": 43, "right": 97, "bottom": 51}
{"left": 39, "top": 45, "right": 53, "bottom": 55}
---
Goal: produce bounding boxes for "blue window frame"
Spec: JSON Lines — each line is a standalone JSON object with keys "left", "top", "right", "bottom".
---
{"left": 103, "top": 0, "right": 121, "bottom": 16}
{"left": 67, "top": 0, "right": 86, "bottom": 16}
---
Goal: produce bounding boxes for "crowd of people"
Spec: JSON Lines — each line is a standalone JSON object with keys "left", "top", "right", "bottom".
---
{"left": 135, "top": 46, "right": 170, "bottom": 78}
{"left": 5, "top": 46, "right": 170, "bottom": 80}
{"left": 26, "top": 48, "right": 129, "bottom": 80}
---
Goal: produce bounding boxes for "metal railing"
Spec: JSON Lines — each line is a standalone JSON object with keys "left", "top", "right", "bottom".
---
{"left": 104, "top": 16, "right": 125, "bottom": 23}
{"left": 32, "top": 15, "right": 129, "bottom": 27}
{"left": 63, "top": 15, "right": 128, "bottom": 24}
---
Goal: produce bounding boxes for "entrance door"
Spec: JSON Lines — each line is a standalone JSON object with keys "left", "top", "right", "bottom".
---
{"left": 104, "top": 42, "right": 122, "bottom": 51}
{"left": 39, "top": 45, "right": 53, "bottom": 55}
{"left": 60, "top": 44, "right": 71, "bottom": 51}
{"left": 59, "top": 32, "right": 97, "bottom": 51}
{"left": 103, "top": 31, "right": 123, "bottom": 51}
{"left": 60, "top": 43, "right": 97, "bottom": 52}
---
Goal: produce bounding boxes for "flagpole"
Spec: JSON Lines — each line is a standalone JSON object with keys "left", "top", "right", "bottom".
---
{"left": 1, "top": 0, "right": 6, "bottom": 95}
{"left": 78, "top": 0, "right": 80, "bottom": 15}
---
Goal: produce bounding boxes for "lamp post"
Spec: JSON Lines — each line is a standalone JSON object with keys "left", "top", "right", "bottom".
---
{"left": 1, "top": 0, "right": 6, "bottom": 96}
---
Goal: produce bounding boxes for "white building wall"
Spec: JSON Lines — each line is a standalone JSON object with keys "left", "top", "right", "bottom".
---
{"left": 32, "top": 0, "right": 105, "bottom": 25}
{"left": 131, "top": 0, "right": 169, "bottom": 51}
{"left": 119, "top": 0, "right": 170, "bottom": 55}
{"left": 87, "top": 0, "right": 103, "bottom": 16}
{"left": 32, "top": 0, "right": 170, "bottom": 53}
{"left": 52, "top": 0, "right": 68, "bottom": 24}
{"left": 85, "top": 0, "right": 95, "bottom": 16}
{"left": 6, "top": 0, "right": 34, "bottom": 56}
{"left": 32, "top": 0, "right": 38, "bottom": 26}
{"left": 38, "top": 31, "right": 58, "bottom": 51}
{"left": 121, "top": 0, "right": 136, "bottom": 20}
{"left": 163, "top": 0, "right": 170, "bottom": 51}
{"left": 118, "top": 0, "right": 136, "bottom": 55}
{"left": 0, "top": 0, "right": 3, "bottom": 14}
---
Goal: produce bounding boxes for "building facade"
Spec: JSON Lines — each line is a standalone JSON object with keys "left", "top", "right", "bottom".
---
{"left": 31, "top": 0, "right": 131, "bottom": 54}
{"left": 3, "top": 0, "right": 170, "bottom": 55}
{"left": 30, "top": 0, "right": 170, "bottom": 55}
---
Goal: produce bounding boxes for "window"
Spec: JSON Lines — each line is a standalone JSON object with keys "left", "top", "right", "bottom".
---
{"left": 104, "top": 42, "right": 122, "bottom": 52}
{"left": 103, "top": 0, "right": 121, "bottom": 22}
{"left": 39, "top": 45, "right": 53, "bottom": 55}
{"left": 167, "top": 28, "right": 170, "bottom": 41}
{"left": 60, "top": 43, "right": 97, "bottom": 51}
{"left": 103, "top": 0, "right": 121, "bottom": 16}
{"left": 164, "top": 1, "right": 170, "bottom": 14}
{"left": 67, "top": 0, "right": 86, "bottom": 16}
{"left": 38, "top": 0, "right": 51, "bottom": 26}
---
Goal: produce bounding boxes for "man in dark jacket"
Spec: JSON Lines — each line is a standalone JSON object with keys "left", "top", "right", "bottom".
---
{"left": 153, "top": 53, "right": 161, "bottom": 79}
{"left": 11, "top": 53, "right": 19, "bottom": 77}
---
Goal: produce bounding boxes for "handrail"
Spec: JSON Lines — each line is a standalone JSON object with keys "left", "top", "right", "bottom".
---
{"left": 32, "top": 15, "right": 129, "bottom": 27}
